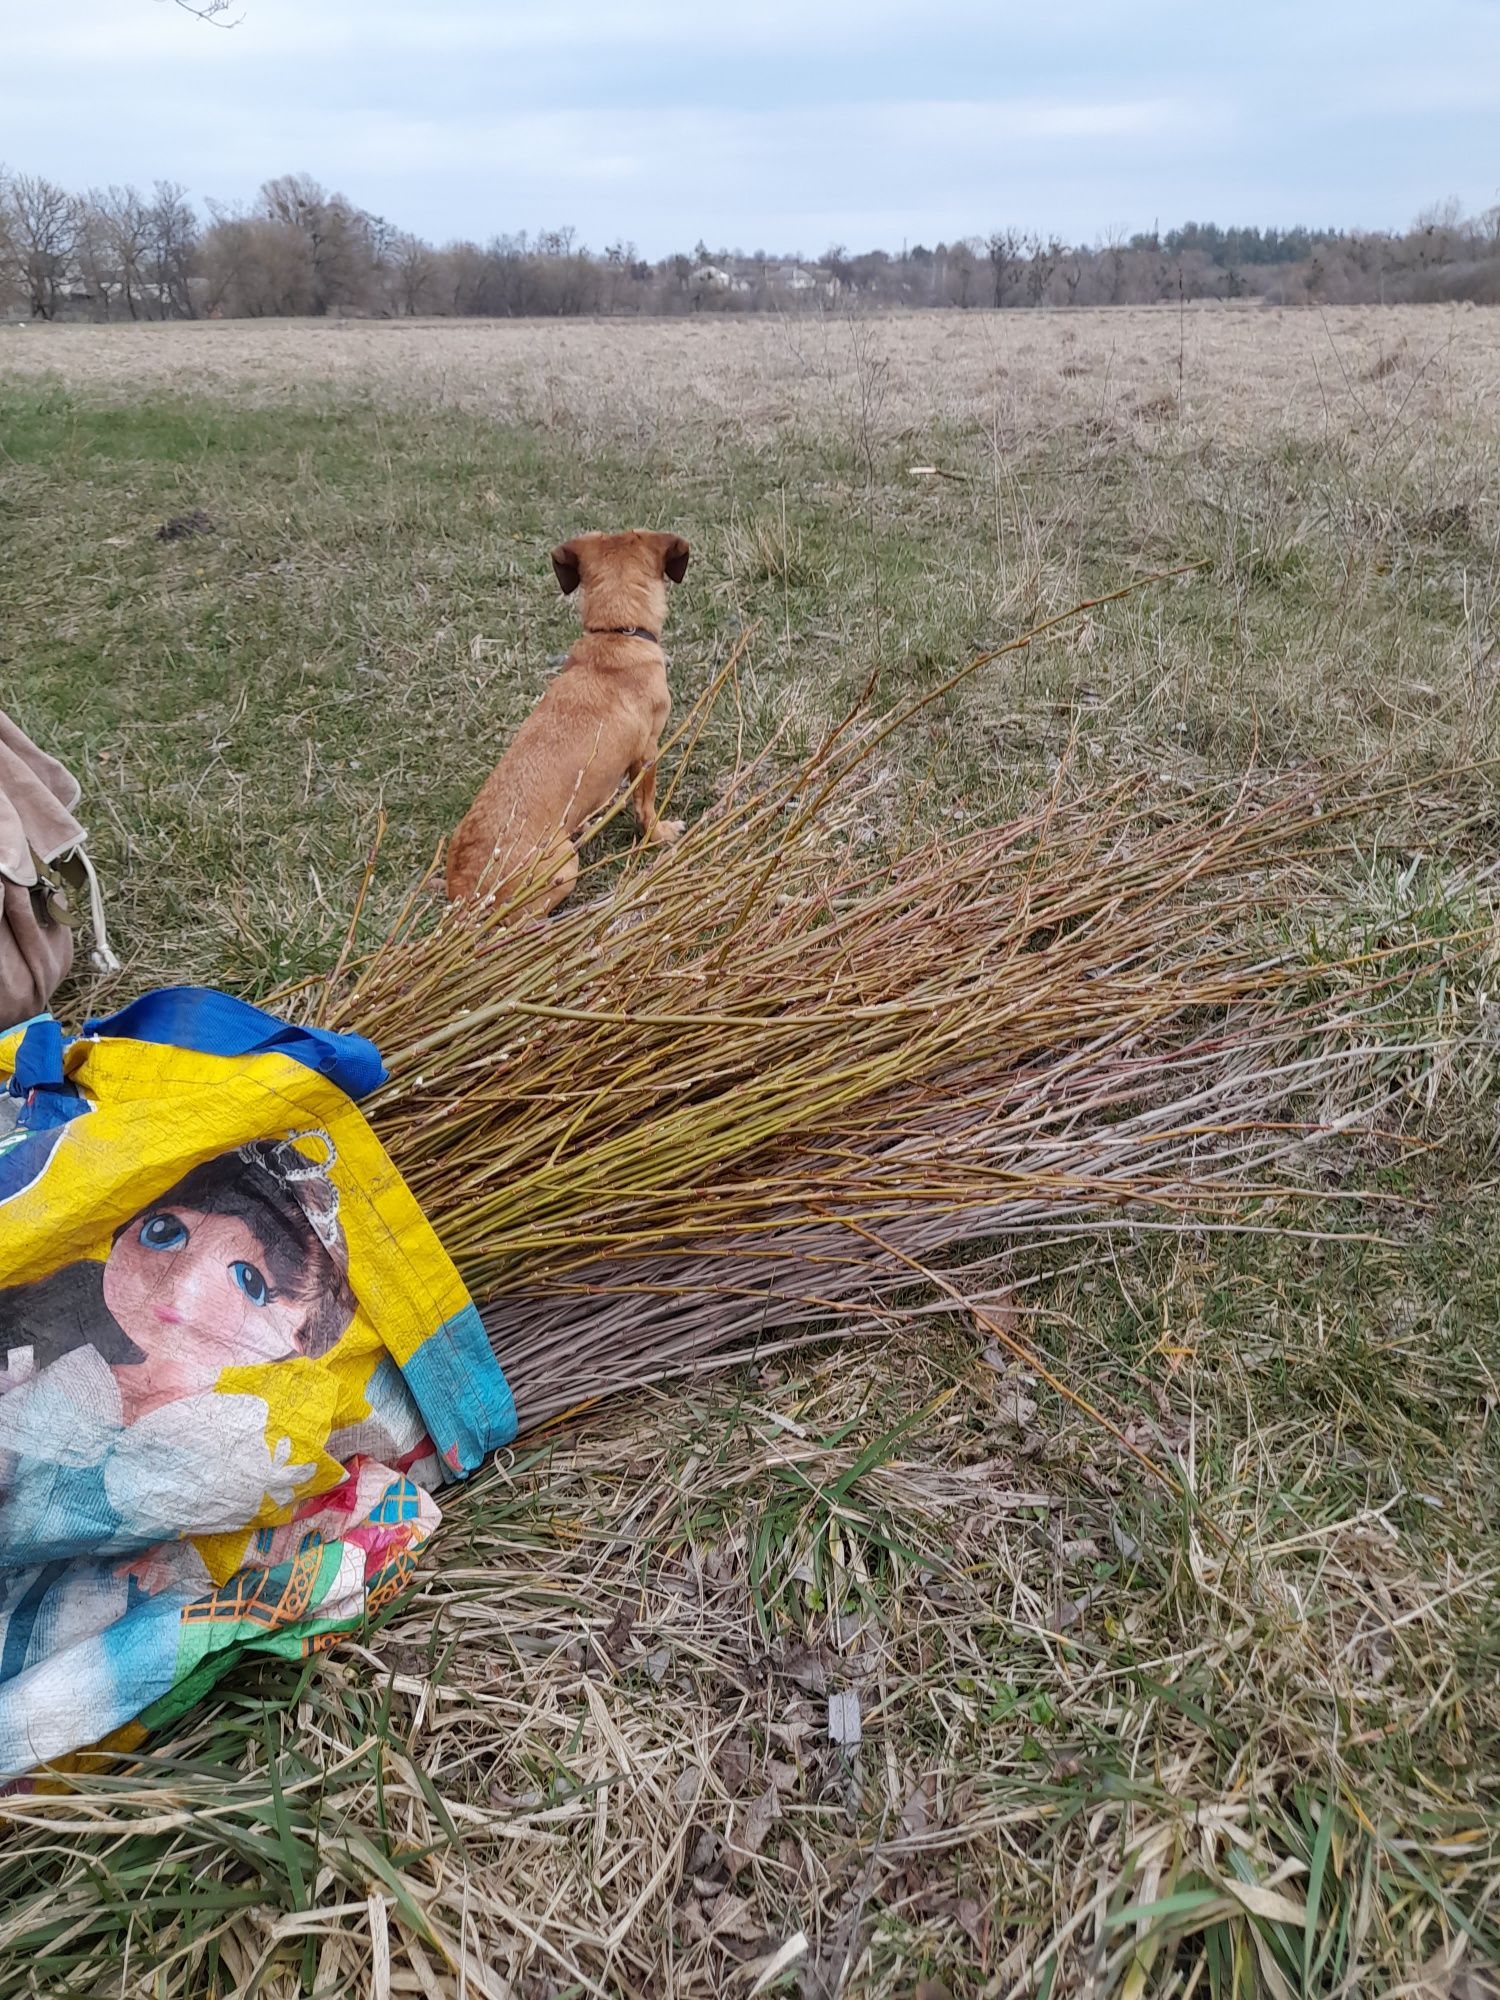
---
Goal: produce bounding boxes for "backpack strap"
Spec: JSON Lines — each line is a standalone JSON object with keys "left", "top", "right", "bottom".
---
{"left": 31, "top": 846, "right": 121, "bottom": 973}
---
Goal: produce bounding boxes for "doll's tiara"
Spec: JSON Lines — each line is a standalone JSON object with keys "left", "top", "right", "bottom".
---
{"left": 238, "top": 1131, "right": 343, "bottom": 1253}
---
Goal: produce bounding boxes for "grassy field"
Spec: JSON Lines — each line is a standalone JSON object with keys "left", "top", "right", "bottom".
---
{"left": 1, "top": 305, "right": 1498, "bottom": 1998}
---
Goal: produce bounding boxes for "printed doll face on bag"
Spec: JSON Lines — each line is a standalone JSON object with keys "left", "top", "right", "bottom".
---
{"left": 101, "top": 1146, "right": 355, "bottom": 1399}
{"left": 105, "top": 1204, "right": 313, "bottom": 1380}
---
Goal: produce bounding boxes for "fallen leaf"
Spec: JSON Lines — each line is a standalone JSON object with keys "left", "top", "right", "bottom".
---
{"left": 678, "top": 1902, "right": 710, "bottom": 1944}
{"left": 1222, "top": 1879, "right": 1311, "bottom": 1928}
{"left": 995, "top": 1384, "right": 1039, "bottom": 1428}
{"left": 767, "top": 1710, "right": 815, "bottom": 1752}
{"left": 707, "top": 1892, "right": 764, "bottom": 1942}
{"left": 900, "top": 1777, "right": 934, "bottom": 1838}
{"left": 601, "top": 1604, "right": 635, "bottom": 1662}
{"left": 1057, "top": 1585, "right": 1105, "bottom": 1631}
{"left": 716, "top": 1733, "right": 752, "bottom": 1793}
{"left": 954, "top": 1898, "right": 984, "bottom": 1948}
{"left": 688, "top": 1831, "right": 720, "bottom": 1876}
{"left": 1110, "top": 1519, "right": 1144, "bottom": 1562}
{"left": 781, "top": 1642, "right": 830, "bottom": 1694}
{"left": 730, "top": 1786, "right": 781, "bottom": 1865}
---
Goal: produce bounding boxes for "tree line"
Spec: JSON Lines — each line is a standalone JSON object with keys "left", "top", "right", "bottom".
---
{"left": 3, "top": 169, "right": 1497, "bottom": 322}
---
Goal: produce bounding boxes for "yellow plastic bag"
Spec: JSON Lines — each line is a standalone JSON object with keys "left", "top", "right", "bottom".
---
{"left": 0, "top": 987, "right": 514, "bottom": 1781}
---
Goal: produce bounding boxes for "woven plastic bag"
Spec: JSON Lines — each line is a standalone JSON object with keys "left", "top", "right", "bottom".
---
{"left": 0, "top": 987, "right": 516, "bottom": 1784}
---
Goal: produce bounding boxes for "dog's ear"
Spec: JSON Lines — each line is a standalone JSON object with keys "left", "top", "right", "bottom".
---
{"left": 648, "top": 532, "right": 691, "bottom": 584}
{"left": 551, "top": 540, "right": 583, "bottom": 595}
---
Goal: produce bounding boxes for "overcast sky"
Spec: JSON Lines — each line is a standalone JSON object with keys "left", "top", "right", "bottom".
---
{"left": 4, "top": 0, "right": 1497, "bottom": 257}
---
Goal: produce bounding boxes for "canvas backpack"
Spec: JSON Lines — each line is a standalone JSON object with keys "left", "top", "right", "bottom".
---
{"left": 0, "top": 709, "right": 118, "bottom": 1033}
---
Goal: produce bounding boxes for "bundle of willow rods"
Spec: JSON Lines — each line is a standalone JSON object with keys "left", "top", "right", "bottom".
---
{"left": 305, "top": 593, "right": 1415, "bottom": 1434}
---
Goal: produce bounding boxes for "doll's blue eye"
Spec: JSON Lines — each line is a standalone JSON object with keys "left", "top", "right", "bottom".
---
{"left": 139, "top": 1213, "right": 188, "bottom": 1251}
{"left": 231, "top": 1261, "right": 270, "bottom": 1307}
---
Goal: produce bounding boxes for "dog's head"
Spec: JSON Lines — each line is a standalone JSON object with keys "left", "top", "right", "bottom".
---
{"left": 550, "top": 530, "right": 691, "bottom": 636}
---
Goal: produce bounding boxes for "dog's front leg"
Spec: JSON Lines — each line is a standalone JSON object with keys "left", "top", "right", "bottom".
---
{"left": 629, "top": 758, "right": 684, "bottom": 846}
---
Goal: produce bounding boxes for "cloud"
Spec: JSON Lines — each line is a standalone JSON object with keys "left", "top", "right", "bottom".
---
{"left": 8, "top": 0, "right": 1047, "bottom": 64}
{"left": 3, "top": 0, "right": 1497, "bottom": 254}
{"left": 150, "top": 95, "right": 1214, "bottom": 249}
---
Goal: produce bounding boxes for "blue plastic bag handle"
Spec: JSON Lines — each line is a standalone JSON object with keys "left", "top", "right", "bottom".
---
{"left": 9, "top": 1018, "right": 91, "bottom": 1131}
{"left": 84, "top": 987, "right": 388, "bottom": 1100}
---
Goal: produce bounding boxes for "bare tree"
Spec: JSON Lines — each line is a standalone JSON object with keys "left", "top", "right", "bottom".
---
{"left": 164, "top": 0, "right": 242, "bottom": 24}
{"left": 1412, "top": 197, "right": 1464, "bottom": 269}
{"left": 197, "top": 201, "right": 255, "bottom": 316}
{"left": 201, "top": 200, "right": 312, "bottom": 316}
{"left": 0, "top": 178, "right": 16, "bottom": 305}
{"left": 3, "top": 172, "right": 76, "bottom": 319}
{"left": 1102, "top": 227, "right": 1127, "bottom": 305}
{"left": 388, "top": 231, "right": 436, "bottom": 316}
{"left": 6, "top": 158, "right": 1500, "bottom": 322}
{"left": 73, "top": 199, "right": 115, "bottom": 319}
{"left": 532, "top": 227, "right": 591, "bottom": 314}
{"left": 986, "top": 228, "right": 1021, "bottom": 307}
{"left": 81, "top": 185, "right": 152, "bottom": 319}
{"left": 441, "top": 241, "right": 492, "bottom": 315}
{"left": 1025, "top": 233, "right": 1061, "bottom": 306}
{"left": 602, "top": 239, "right": 639, "bottom": 314}
{"left": 824, "top": 243, "right": 853, "bottom": 295}
{"left": 950, "top": 237, "right": 978, "bottom": 308}
{"left": 145, "top": 180, "right": 199, "bottom": 317}
{"left": 260, "top": 173, "right": 376, "bottom": 315}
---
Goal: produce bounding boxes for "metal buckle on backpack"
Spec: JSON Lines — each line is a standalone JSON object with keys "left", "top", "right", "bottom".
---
{"left": 28, "top": 851, "right": 83, "bottom": 931}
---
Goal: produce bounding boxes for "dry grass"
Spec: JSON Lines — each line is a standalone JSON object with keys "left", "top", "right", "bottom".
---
{"left": 1, "top": 308, "right": 1499, "bottom": 1997}
{"left": 3, "top": 304, "right": 1496, "bottom": 451}
{"left": 2, "top": 1339, "right": 1496, "bottom": 1996}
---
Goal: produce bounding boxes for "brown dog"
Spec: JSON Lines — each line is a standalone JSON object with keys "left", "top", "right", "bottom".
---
{"left": 445, "top": 530, "right": 691, "bottom": 915}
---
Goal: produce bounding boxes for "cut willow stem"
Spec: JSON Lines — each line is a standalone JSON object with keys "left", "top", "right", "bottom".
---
{"left": 302, "top": 566, "right": 1465, "bottom": 1457}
